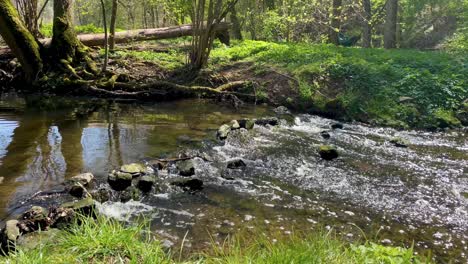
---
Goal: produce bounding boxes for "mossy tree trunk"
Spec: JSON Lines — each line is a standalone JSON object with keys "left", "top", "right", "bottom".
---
{"left": 329, "top": 0, "right": 342, "bottom": 45}
{"left": 50, "top": 0, "right": 97, "bottom": 75}
{"left": 0, "top": 0, "right": 43, "bottom": 82}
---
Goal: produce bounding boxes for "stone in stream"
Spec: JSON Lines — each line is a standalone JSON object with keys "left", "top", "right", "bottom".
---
{"left": 255, "top": 117, "right": 279, "bottom": 126}
{"left": 69, "top": 183, "right": 87, "bottom": 198}
{"left": 319, "top": 145, "right": 339, "bottom": 160}
{"left": 177, "top": 160, "right": 195, "bottom": 177}
{"left": 238, "top": 119, "right": 255, "bottom": 130}
{"left": 90, "top": 188, "right": 111, "bottom": 203}
{"left": 217, "top": 124, "right": 232, "bottom": 140}
{"left": 320, "top": 131, "right": 331, "bottom": 139}
{"left": 274, "top": 106, "right": 291, "bottom": 115}
{"left": 120, "top": 163, "right": 147, "bottom": 177}
{"left": 18, "top": 206, "right": 49, "bottom": 233}
{"left": 16, "top": 229, "right": 62, "bottom": 250}
{"left": 227, "top": 159, "right": 246, "bottom": 169}
{"left": 137, "top": 175, "right": 156, "bottom": 192}
{"left": 389, "top": 138, "right": 409, "bottom": 148}
{"left": 229, "top": 120, "right": 241, "bottom": 130}
{"left": 331, "top": 122, "right": 344, "bottom": 130}
{"left": 61, "top": 196, "right": 96, "bottom": 217}
{"left": 69, "top": 172, "right": 94, "bottom": 186}
{"left": 120, "top": 186, "right": 140, "bottom": 203}
{"left": 108, "top": 170, "right": 133, "bottom": 191}
{"left": 171, "top": 179, "right": 204, "bottom": 193}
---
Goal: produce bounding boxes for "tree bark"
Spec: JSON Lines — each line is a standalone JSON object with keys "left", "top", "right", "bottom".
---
{"left": 362, "top": 0, "right": 372, "bottom": 48}
{"left": 329, "top": 0, "right": 342, "bottom": 45}
{"left": 109, "top": 0, "right": 118, "bottom": 51}
{"left": 384, "top": 0, "right": 398, "bottom": 49}
{"left": 229, "top": 5, "right": 242, "bottom": 40}
{"left": 0, "top": 0, "right": 43, "bottom": 82}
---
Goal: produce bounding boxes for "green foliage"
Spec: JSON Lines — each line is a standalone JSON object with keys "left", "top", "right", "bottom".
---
{"left": 210, "top": 40, "right": 467, "bottom": 128}
{"left": 0, "top": 215, "right": 428, "bottom": 264}
{"left": 116, "top": 49, "right": 186, "bottom": 70}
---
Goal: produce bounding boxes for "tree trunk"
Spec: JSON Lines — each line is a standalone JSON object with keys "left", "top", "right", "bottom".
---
{"left": 229, "top": 5, "right": 242, "bottom": 40}
{"left": 384, "top": 0, "right": 398, "bottom": 49}
{"left": 0, "top": 0, "right": 43, "bottom": 82}
{"left": 109, "top": 0, "right": 118, "bottom": 51}
{"left": 51, "top": 0, "right": 97, "bottom": 74}
{"left": 329, "top": 0, "right": 342, "bottom": 45}
{"left": 362, "top": 0, "right": 371, "bottom": 48}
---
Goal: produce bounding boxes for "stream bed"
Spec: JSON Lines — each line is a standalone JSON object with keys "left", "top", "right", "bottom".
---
{"left": 0, "top": 95, "right": 466, "bottom": 262}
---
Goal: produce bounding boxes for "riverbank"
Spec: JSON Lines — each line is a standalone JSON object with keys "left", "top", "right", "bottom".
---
{"left": 1, "top": 215, "right": 427, "bottom": 263}
{"left": 110, "top": 40, "right": 467, "bottom": 130}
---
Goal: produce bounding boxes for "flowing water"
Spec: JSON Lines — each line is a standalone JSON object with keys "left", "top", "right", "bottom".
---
{"left": 0, "top": 94, "right": 466, "bottom": 262}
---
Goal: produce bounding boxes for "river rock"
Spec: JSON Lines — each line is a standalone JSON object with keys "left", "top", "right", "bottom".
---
{"left": 137, "top": 175, "right": 156, "bottom": 192}
{"left": 217, "top": 124, "right": 232, "bottom": 140}
{"left": 70, "top": 173, "right": 94, "bottom": 186}
{"left": 177, "top": 160, "right": 195, "bottom": 176}
{"left": 331, "top": 122, "right": 344, "bottom": 130}
{"left": 120, "top": 163, "right": 147, "bottom": 176}
{"left": 49, "top": 207, "right": 76, "bottom": 230}
{"left": 274, "top": 106, "right": 291, "bottom": 115}
{"left": 0, "top": 177, "right": 4, "bottom": 184}
{"left": 238, "top": 119, "right": 255, "bottom": 130}
{"left": 172, "top": 179, "right": 203, "bottom": 192}
{"left": 227, "top": 159, "right": 246, "bottom": 169}
{"left": 121, "top": 186, "right": 140, "bottom": 202}
{"left": 69, "top": 183, "right": 86, "bottom": 198}
{"left": 230, "top": 120, "right": 240, "bottom": 130}
{"left": 320, "top": 131, "right": 331, "bottom": 139}
{"left": 18, "top": 206, "right": 49, "bottom": 233}
{"left": 389, "top": 138, "right": 409, "bottom": 148}
{"left": 16, "top": 229, "right": 62, "bottom": 250}
{"left": 61, "top": 196, "right": 95, "bottom": 216}
{"left": 90, "top": 188, "right": 111, "bottom": 203}
{"left": 108, "top": 170, "right": 133, "bottom": 191}
{"left": 255, "top": 117, "right": 279, "bottom": 126}
{"left": 319, "top": 145, "right": 339, "bottom": 160}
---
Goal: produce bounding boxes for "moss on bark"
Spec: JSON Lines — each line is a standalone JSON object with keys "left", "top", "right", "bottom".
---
{"left": 0, "top": 0, "right": 43, "bottom": 82}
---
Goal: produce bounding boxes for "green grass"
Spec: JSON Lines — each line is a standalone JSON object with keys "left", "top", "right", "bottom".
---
{"left": 0, "top": 215, "right": 429, "bottom": 264}
{"left": 209, "top": 40, "right": 467, "bottom": 129}
{"left": 115, "top": 49, "right": 186, "bottom": 71}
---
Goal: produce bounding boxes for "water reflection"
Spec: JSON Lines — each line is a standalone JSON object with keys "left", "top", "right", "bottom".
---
{"left": 0, "top": 96, "right": 269, "bottom": 218}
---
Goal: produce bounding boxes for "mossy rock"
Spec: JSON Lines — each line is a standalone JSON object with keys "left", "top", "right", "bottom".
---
{"left": 61, "top": 196, "right": 95, "bottom": 216}
{"left": 217, "top": 124, "right": 232, "bottom": 140}
{"left": 177, "top": 160, "right": 195, "bottom": 177}
{"left": 238, "top": 119, "right": 255, "bottom": 130}
{"left": 319, "top": 145, "right": 339, "bottom": 160}
{"left": 120, "top": 186, "right": 140, "bottom": 203}
{"left": 108, "top": 170, "right": 133, "bottom": 191}
{"left": 434, "top": 109, "right": 461, "bottom": 128}
{"left": 17, "top": 229, "right": 62, "bottom": 250}
{"left": 389, "top": 137, "right": 409, "bottom": 148}
{"left": 137, "top": 175, "right": 156, "bottom": 193}
{"left": 120, "top": 163, "right": 147, "bottom": 175}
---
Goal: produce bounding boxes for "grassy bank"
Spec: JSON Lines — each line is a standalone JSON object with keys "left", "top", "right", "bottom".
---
{"left": 0, "top": 216, "right": 428, "bottom": 264}
{"left": 117, "top": 40, "right": 467, "bottom": 129}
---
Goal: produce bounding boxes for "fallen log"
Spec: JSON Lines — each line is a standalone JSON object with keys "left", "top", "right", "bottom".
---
{"left": 0, "top": 22, "right": 230, "bottom": 59}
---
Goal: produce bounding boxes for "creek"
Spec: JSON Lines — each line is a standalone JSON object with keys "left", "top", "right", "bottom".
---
{"left": 0, "top": 94, "right": 466, "bottom": 262}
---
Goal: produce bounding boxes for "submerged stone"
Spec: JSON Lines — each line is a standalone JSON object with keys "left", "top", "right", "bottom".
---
{"left": 319, "top": 145, "right": 339, "bottom": 160}
{"left": 320, "top": 131, "right": 331, "bottom": 139}
{"left": 137, "top": 175, "right": 156, "bottom": 192}
{"left": 217, "top": 124, "right": 232, "bottom": 140}
{"left": 331, "top": 122, "right": 344, "bottom": 130}
{"left": 238, "top": 119, "right": 255, "bottom": 130}
{"left": 177, "top": 160, "right": 195, "bottom": 177}
{"left": 227, "top": 159, "right": 246, "bottom": 169}
{"left": 108, "top": 170, "right": 133, "bottom": 191}
{"left": 255, "top": 117, "right": 279, "bottom": 126}
{"left": 120, "top": 186, "right": 140, "bottom": 203}
{"left": 389, "top": 138, "right": 409, "bottom": 148}
{"left": 172, "top": 179, "right": 203, "bottom": 192}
